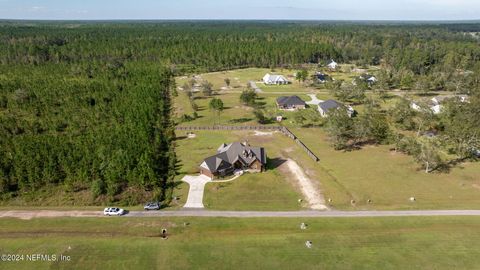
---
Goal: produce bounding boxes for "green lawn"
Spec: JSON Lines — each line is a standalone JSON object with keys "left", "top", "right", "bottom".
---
{"left": 2, "top": 216, "right": 480, "bottom": 269}
{"left": 174, "top": 130, "right": 306, "bottom": 210}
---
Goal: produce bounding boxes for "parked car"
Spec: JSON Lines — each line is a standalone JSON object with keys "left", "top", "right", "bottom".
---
{"left": 144, "top": 202, "right": 161, "bottom": 211}
{"left": 103, "top": 207, "right": 125, "bottom": 216}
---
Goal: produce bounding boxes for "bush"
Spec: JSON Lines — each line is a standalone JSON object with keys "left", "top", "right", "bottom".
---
{"left": 91, "top": 179, "right": 105, "bottom": 198}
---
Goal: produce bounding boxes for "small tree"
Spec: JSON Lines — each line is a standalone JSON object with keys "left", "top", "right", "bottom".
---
{"left": 224, "top": 78, "right": 231, "bottom": 88}
{"left": 389, "top": 98, "right": 416, "bottom": 130}
{"left": 325, "top": 109, "right": 355, "bottom": 150}
{"left": 253, "top": 109, "right": 268, "bottom": 124}
{"left": 296, "top": 69, "right": 309, "bottom": 83}
{"left": 209, "top": 98, "right": 224, "bottom": 125}
{"left": 414, "top": 139, "right": 443, "bottom": 173}
{"left": 240, "top": 89, "right": 257, "bottom": 106}
{"left": 202, "top": 81, "right": 213, "bottom": 96}
{"left": 182, "top": 82, "right": 191, "bottom": 92}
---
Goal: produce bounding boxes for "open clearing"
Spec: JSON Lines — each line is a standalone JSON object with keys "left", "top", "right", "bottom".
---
{"left": 1, "top": 216, "right": 480, "bottom": 269}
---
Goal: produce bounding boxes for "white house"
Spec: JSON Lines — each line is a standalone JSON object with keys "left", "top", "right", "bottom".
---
{"left": 327, "top": 60, "right": 338, "bottom": 70}
{"left": 431, "top": 104, "right": 442, "bottom": 114}
{"left": 367, "top": 76, "right": 377, "bottom": 83}
{"left": 410, "top": 102, "right": 422, "bottom": 111}
{"left": 411, "top": 101, "right": 442, "bottom": 115}
{"left": 263, "top": 74, "right": 290, "bottom": 85}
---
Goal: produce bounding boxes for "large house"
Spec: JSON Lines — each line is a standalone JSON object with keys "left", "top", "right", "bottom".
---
{"left": 263, "top": 73, "right": 290, "bottom": 85}
{"left": 199, "top": 142, "right": 267, "bottom": 179}
{"left": 276, "top": 96, "right": 306, "bottom": 110}
{"left": 318, "top": 99, "right": 354, "bottom": 117}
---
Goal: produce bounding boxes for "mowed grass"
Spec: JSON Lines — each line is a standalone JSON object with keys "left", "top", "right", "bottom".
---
{"left": 293, "top": 128, "right": 480, "bottom": 210}
{"left": 174, "top": 130, "right": 306, "bottom": 210}
{"left": 2, "top": 216, "right": 480, "bottom": 270}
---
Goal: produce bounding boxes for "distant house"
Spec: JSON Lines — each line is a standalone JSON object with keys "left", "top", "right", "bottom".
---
{"left": 410, "top": 101, "right": 441, "bottom": 114}
{"left": 327, "top": 60, "right": 338, "bottom": 70}
{"left": 314, "top": 72, "right": 329, "bottom": 83}
{"left": 410, "top": 102, "right": 422, "bottom": 111}
{"left": 318, "top": 99, "right": 354, "bottom": 117}
{"left": 359, "top": 74, "right": 378, "bottom": 84}
{"left": 263, "top": 73, "right": 290, "bottom": 85}
{"left": 199, "top": 142, "right": 267, "bottom": 179}
{"left": 411, "top": 95, "right": 468, "bottom": 115}
{"left": 276, "top": 96, "right": 307, "bottom": 111}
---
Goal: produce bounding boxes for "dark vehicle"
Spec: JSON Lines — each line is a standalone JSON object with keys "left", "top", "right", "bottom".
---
{"left": 144, "top": 202, "right": 161, "bottom": 211}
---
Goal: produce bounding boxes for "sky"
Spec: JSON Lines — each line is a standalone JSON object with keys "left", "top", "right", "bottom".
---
{"left": 0, "top": 0, "right": 479, "bottom": 21}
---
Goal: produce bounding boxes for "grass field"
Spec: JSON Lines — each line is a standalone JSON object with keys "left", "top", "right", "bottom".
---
{"left": 293, "top": 128, "right": 480, "bottom": 210}
{"left": 1, "top": 216, "right": 480, "bottom": 269}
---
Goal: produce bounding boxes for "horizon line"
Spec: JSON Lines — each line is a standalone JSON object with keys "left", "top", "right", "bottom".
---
{"left": 1, "top": 18, "right": 479, "bottom": 23}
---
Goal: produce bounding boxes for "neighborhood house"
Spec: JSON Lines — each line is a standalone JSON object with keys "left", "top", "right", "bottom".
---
{"left": 327, "top": 60, "right": 338, "bottom": 70}
{"left": 315, "top": 72, "right": 329, "bottom": 83}
{"left": 199, "top": 142, "right": 267, "bottom": 179}
{"left": 318, "top": 99, "right": 354, "bottom": 117}
{"left": 411, "top": 95, "right": 468, "bottom": 115}
{"left": 263, "top": 73, "right": 290, "bottom": 85}
{"left": 276, "top": 95, "right": 307, "bottom": 110}
{"left": 360, "top": 74, "right": 377, "bottom": 84}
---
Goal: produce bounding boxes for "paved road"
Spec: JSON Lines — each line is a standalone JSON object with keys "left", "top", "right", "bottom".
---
{"left": 3, "top": 209, "right": 480, "bottom": 219}
{"left": 126, "top": 209, "right": 480, "bottom": 218}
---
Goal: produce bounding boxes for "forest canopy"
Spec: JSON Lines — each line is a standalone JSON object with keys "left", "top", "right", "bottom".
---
{"left": 0, "top": 21, "right": 479, "bottom": 204}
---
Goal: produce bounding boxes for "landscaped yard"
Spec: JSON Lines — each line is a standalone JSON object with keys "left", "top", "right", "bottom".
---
{"left": 2, "top": 216, "right": 480, "bottom": 269}
{"left": 174, "top": 130, "right": 307, "bottom": 210}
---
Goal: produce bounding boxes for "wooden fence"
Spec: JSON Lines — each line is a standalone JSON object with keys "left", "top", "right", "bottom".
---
{"left": 176, "top": 125, "right": 319, "bottom": 162}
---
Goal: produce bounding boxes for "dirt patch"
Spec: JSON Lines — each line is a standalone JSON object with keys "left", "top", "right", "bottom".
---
{"left": 253, "top": 131, "right": 277, "bottom": 136}
{"left": 278, "top": 158, "right": 328, "bottom": 210}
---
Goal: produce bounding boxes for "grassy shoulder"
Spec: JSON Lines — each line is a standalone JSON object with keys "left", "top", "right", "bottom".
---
{"left": 1, "top": 216, "right": 480, "bottom": 269}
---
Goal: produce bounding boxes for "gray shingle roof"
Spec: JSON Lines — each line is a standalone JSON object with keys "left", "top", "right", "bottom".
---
{"left": 319, "top": 99, "right": 343, "bottom": 112}
{"left": 202, "top": 142, "right": 266, "bottom": 173}
{"left": 276, "top": 96, "right": 306, "bottom": 107}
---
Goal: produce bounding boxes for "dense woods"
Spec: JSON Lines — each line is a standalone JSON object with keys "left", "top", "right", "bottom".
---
{"left": 0, "top": 59, "right": 177, "bottom": 204}
{"left": 0, "top": 21, "right": 479, "bottom": 203}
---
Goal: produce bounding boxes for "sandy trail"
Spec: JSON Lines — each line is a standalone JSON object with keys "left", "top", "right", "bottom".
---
{"left": 281, "top": 159, "right": 328, "bottom": 210}
{"left": 0, "top": 210, "right": 101, "bottom": 220}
